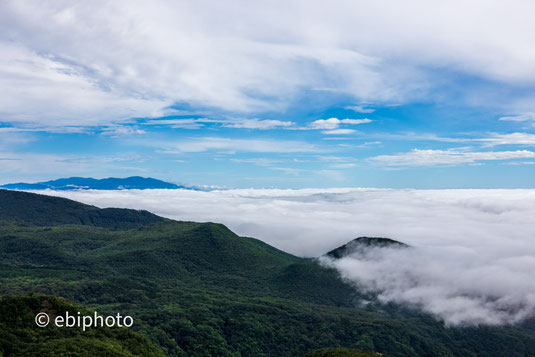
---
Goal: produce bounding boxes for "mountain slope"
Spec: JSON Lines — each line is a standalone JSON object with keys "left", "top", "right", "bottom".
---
{"left": 0, "top": 176, "right": 188, "bottom": 190}
{"left": 0, "top": 189, "right": 164, "bottom": 229}
{"left": 0, "top": 294, "right": 165, "bottom": 357}
{"left": 1, "top": 190, "right": 535, "bottom": 356}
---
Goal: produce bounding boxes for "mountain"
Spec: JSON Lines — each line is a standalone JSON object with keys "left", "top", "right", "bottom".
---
{"left": 1, "top": 189, "right": 535, "bottom": 356}
{"left": 326, "top": 237, "right": 409, "bottom": 259}
{"left": 0, "top": 176, "right": 192, "bottom": 191}
{"left": 0, "top": 189, "right": 164, "bottom": 229}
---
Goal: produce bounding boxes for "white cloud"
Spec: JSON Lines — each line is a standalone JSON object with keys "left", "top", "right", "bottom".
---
{"left": 369, "top": 148, "right": 535, "bottom": 167}
{"left": 0, "top": 42, "right": 169, "bottom": 127}
{"left": 142, "top": 118, "right": 295, "bottom": 130}
{"left": 499, "top": 113, "right": 535, "bottom": 122}
{"left": 142, "top": 119, "right": 207, "bottom": 129}
{"left": 163, "top": 137, "right": 319, "bottom": 153}
{"left": 229, "top": 158, "right": 281, "bottom": 166}
{"left": 5, "top": 1, "right": 535, "bottom": 126}
{"left": 329, "top": 163, "right": 356, "bottom": 168}
{"left": 345, "top": 105, "right": 375, "bottom": 113}
{"left": 340, "top": 118, "right": 372, "bottom": 125}
{"left": 223, "top": 119, "right": 295, "bottom": 129}
{"left": 309, "top": 117, "right": 372, "bottom": 130}
{"left": 478, "top": 133, "right": 535, "bottom": 146}
{"left": 322, "top": 245, "right": 535, "bottom": 326}
{"left": 322, "top": 129, "right": 357, "bottom": 135}
{"left": 372, "top": 132, "right": 535, "bottom": 147}
{"left": 100, "top": 126, "right": 146, "bottom": 136}
{"left": 31, "top": 188, "right": 535, "bottom": 325}
{"left": 0, "top": 1, "right": 398, "bottom": 125}
{"left": 309, "top": 118, "right": 342, "bottom": 130}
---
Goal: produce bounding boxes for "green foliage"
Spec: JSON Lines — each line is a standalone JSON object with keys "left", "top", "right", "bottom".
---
{"left": 1, "top": 190, "right": 535, "bottom": 356}
{"left": 0, "top": 294, "right": 164, "bottom": 356}
{"left": 305, "top": 348, "right": 386, "bottom": 357}
{"left": 0, "top": 189, "right": 163, "bottom": 229}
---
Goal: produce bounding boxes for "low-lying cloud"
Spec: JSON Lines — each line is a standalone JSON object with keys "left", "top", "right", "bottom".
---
{"left": 33, "top": 188, "right": 535, "bottom": 326}
{"left": 322, "top": 245, "right": 535, "bottom": 326}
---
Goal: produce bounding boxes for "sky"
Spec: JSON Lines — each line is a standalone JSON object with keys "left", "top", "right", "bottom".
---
{"left": 2, "top": 0, "right": 535, "bottom": 188}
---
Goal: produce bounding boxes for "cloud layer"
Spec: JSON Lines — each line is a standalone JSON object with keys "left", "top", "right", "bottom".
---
{"left": 3, "top": 0, "right": 535, "bottom": 126}
{"left": 370, "top": 148, "right": 535, "bottom": 166}
{"left": 32, "top": 188, "right": 535, "bottom": 325}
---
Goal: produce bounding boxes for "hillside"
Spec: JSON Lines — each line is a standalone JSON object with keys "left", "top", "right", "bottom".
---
{"left": 0, "top": 189, "right": 164, "bottom": 229}
{"left": 1, "top": 190, "right": 535, "bottom": 356}
{"left": 0, "top": 294, "right": 165, "bottom": 356}
{"left": 0, "top": 176, "right": 187, "bottom": 191}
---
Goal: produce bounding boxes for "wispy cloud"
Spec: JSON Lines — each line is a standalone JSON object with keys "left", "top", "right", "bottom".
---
{"left": 142, "top": 119, "right": 208, "bottom": 129}
{"left": 309, "top": 118, "right": 372, "bottom": 130}
{"left": 0, "top": 151, "right": 149, "bottom": 182}
{"left": 321, "top": 129, "right": 357, "bottom": 135}
{"left": 478, "top": 133, "right": 535, "bottom": 146}
{"left": 229, "top": 158, "right": 281, "bottom": 166}
{"left": 345, "top": 105, "right": 375, "bottom": 113}
{"left": 100, "top": 126, "right": 146, "bottom": 136}
{"left": 142, "top": 118, "right": 295, "bottom": 130}
{"left": 162, "top": 137, "right": 320, "bottom": 154}
{"left": 369, "top": 148, "right": 535, "bottom": 167}
{"left": 499, "top": 113, "right": 535, "bottom": 122}
{"left": 223, "top": 119, "right": 295, "bottom": 129}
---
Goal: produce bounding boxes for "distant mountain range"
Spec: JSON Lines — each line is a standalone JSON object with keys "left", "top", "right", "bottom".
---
{"left": 0, "top": 176, "right": 198, "bottom": 191}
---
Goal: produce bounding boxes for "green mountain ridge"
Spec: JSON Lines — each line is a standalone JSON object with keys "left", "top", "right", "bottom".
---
{"left": 0, "top": 189, "right": 164, "bottom": 229}
{"left": 1, "top": 189, "right": 535, "bottom": 356}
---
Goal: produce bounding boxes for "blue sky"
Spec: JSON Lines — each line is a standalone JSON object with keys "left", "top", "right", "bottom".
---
{"left": 2, "top": 1, "right": 535, "bottom": 188}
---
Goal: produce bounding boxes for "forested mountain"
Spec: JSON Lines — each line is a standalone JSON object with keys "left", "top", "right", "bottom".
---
{"left": 1, "top": 189, "right": 534, "bottom": 356}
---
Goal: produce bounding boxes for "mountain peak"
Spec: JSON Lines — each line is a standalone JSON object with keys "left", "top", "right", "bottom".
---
{"left": 326, "top": 237, "right": 409, "bottom": 259}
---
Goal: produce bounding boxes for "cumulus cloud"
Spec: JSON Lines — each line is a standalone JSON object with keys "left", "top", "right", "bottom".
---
{"left": 369, "top": 148, "right": 535, "bottom": 166}
{"left": 30, "top": 188, "right": 535, "bottom": 325}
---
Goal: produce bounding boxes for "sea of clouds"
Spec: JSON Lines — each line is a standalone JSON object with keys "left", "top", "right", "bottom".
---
{"left": 36, "top": 188, "right": 535, "bottom": 326}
